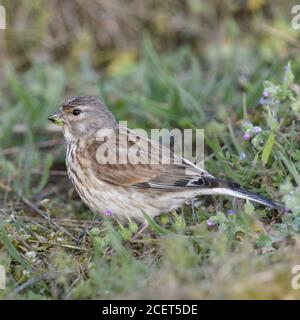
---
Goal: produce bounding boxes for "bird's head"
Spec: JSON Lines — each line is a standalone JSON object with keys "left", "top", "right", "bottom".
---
{"left": 48, "top": 96, "right": 117, "bottom": 141}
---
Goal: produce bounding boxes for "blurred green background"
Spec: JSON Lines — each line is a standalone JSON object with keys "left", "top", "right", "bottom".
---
{"left": 1, "top": 0, "right": 299, "bottom": 70}
{"left": 0, "top": 0, "right": 299, "bottom": 133}
{"left": 0, "top": 0, "right": 300, "bottom": 300}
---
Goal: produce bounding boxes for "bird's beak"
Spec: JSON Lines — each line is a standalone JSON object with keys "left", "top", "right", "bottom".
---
{"left": 48, "top": 111, "right": 64, "bottom": 126}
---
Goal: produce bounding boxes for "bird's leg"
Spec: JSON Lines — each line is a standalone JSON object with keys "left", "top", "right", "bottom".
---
{"left": 131, "top": 222, "right": 148, "bottom": 240}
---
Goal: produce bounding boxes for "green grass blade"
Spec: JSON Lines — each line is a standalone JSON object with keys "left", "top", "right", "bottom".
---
{"left": 262, "top": 130, "right": 275, "bottom": 166}
{"left": 142, "top": 211, "right": 170, "bottom": 235}
{"left": 0, "top": 227, "right": 31, "bottom": 270}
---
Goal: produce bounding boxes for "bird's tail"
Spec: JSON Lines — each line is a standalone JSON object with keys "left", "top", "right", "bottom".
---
{"left": 209, "top": 180, "right": 284, "bottom": 212}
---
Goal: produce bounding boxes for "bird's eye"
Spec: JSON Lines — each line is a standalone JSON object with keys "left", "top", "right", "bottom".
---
{"left": 72, "top": 109, "right": 81, "bottom": 116}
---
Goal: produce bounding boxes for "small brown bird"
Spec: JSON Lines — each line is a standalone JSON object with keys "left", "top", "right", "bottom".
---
{"left": 48, "top": 96, "right": 283, "bottom": 221}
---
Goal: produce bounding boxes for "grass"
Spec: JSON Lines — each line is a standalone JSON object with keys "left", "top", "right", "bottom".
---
{"left": 0, "top": 35, "right": 300, "bottom": 299}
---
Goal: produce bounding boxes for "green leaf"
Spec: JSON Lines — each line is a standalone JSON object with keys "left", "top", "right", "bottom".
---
{"left": 261, "top": 130, "right": 275, "bottom": 166}
{"left": 142, "top": 211, "right": 170, "bottom": 235}
{"left": 34, "top": 154, "right": 54, "bottom": 193}
{"left": 244, "top": 201, "right": 254, "bottom": 215}
{"left": 292, "top": 217, "right": 300, "bottom": 233}
{"left": 256, "top": 234, "right": 273, "bottom": 249}
{"left": 0, "top": 227, "right": 31, "bottom": 270}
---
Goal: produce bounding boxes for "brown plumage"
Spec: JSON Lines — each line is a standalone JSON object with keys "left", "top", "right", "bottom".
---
{"left": 48, "top": 96, "right": 284, "bottom": 221}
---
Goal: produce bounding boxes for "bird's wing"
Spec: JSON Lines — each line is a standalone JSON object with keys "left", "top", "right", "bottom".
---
{"left": 85, "top": 126, "right": 214, "bottom": 189}
{"left": 84, "top": 126, "right": 284, "bottom": 210}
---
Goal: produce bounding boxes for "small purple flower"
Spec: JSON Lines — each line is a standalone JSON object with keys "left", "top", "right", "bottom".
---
{"left": 228, "top": 209, "right": 236, "bottom": 215}
{"left": 243, "top": 132, "right": 251, "bottom": 141}
{"left": 253, "top": 126, "right": 262, "bottom": 134}
{"left": 259, "top": 90, "right": 271, "bottom": 105}
{"left": 239, "top": 152, "right": 247, "bottom": 160}
{"left": 103, "top": 209, "right": 113, "bottom": 216}
{"left": 262, "top": 90, "right": 269, "bottom": 98}
{"left": 206, "top": 219, "right": 215, "bottom": 228}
